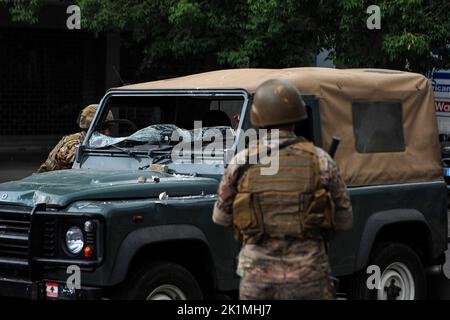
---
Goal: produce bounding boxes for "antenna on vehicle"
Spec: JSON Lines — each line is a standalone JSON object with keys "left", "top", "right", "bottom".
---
{"left": 113, "top": 66, "right": 126, "bottom": 86}
{"left": 328, "top": 136, "right": 341, "bottom": 158}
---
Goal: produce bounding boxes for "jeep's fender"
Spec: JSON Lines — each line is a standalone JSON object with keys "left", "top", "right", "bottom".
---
{"left": 354, "top": 209, "right": 432, "bottom": 271}
{"left": 108, "top": 224, "right": 214, "bottom": 285}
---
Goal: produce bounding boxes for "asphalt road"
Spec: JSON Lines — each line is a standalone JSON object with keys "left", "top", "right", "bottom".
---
{"left": 0, "top": 151, "right": 46, "bottom": 182}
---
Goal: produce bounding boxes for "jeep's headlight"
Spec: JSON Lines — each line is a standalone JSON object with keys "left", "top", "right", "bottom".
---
{"left": 65, "top": 226, "right": 84, "bottom": 255}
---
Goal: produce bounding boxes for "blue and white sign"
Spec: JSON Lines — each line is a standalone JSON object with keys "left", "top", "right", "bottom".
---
{"left": 428, "top": 70, "right": 450, "bottom": 133}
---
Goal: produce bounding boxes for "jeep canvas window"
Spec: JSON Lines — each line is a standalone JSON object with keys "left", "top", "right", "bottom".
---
{"left": 352, "top": 101, "right": 405, "bottom": 153}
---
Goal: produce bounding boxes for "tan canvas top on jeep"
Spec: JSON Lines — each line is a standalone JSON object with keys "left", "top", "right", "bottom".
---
{"left": 119, "top": 68, "right": 443, "bottom": 186}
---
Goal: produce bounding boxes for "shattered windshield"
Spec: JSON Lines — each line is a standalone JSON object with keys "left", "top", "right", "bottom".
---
{"left": 88, "top": 124, "right": 234, "bottom": 150}
{"left": 89, "top": 124, "right": 184, "bottom": 149}
{"left": 84, "top": 94, "right": 244, "bottom": 170}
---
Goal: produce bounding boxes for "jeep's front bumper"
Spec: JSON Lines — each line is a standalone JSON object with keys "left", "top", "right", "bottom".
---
{"left": 0, "top": 278, "right": 102, "bottom": 300}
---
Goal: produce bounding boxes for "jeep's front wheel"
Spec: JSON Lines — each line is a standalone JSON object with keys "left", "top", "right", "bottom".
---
{"left": 349, "top": 243, "right": 426, "bottom": 300}
{"left": 122, "top": 261, "right": 203, "bottom": 300}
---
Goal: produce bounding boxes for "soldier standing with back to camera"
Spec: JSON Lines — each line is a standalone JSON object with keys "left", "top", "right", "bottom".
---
{"left": 37, "top": 104, "right": 112, "bottom": 173}
{"left": 213, "top": 79, "right": 353, "bottom": 300}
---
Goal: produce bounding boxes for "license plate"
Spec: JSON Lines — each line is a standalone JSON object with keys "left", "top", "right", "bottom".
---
{"left": 46, "top": 282, "right": 59, "bottom": 298}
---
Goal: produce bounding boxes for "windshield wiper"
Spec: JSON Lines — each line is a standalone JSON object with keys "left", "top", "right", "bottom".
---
{"left": 149, "top": 145, "right": 174, "bottom": 164}
{"left": 106, "top": 144, "right": 139, "bottom": 158}
{"left": 148, "top": 145, "right": 173, "bottom": 155}
{"left": 136, "top": 145, "right": 174, "bottom": 169}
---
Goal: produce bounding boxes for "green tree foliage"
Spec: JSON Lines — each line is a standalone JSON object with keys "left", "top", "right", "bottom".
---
{"left": 3, "top": 0, "right": 450, "bottom": 73}
{"left": 217, "top": 0, "right": 338, "bottom": 68}
{"left": 77, "top": 0, "right": 249, "bottom": 72}
{"left": 76, "top": 0, "right": 337, "bottom": 70}
{"left": 0, "top": 0, "right": 41, "bottom": 24}
{"left": 335, "top": 0, "right": 450, "bottom": 72}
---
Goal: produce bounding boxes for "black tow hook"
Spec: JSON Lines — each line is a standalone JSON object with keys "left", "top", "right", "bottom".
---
{"left": 384, "top": 279, "right": 402, "bottom": 300}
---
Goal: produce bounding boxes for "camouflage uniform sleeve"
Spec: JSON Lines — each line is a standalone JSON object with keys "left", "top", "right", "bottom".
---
{"left": 212, "top": 161, "right": 241, "bottom": 227}
{"left": 36, "top": 136, "right": 67, "bottom": 173}
{"left": 36, "top": 132, "right": 84, "bottom": 174}
{"left": 316, "top": 148, "right": 353, "bottom": 232}
{"left": 55, "top": 134, "right": 83, "bottom": 169}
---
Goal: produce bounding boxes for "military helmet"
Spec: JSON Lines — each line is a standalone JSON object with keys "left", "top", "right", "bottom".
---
{"left": 250, "top": 79, "right": 307, "bottom": 128}
{"left": 77, "top": 104, "right": 113, "bottom": 130}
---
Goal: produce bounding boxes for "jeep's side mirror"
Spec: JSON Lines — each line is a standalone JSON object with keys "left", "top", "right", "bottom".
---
{"left": 75, "top": 145, "right": 84, "bottom": 163}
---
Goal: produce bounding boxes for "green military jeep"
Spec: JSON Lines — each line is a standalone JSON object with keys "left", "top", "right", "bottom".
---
{"left": 0, "top": 68, "right": 446, "bottom": 300}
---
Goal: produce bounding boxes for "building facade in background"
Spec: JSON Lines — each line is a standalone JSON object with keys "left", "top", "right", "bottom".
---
{"left": 0, "top": 2, "right": 121, "bottom": 138}
{"left": 0, "top": 2, "right": 120, "bottom": 181}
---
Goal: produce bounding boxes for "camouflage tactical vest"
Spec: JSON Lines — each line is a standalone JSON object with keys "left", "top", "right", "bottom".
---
{"left": 232, "top": 141, "right": 335, "bottom": 244}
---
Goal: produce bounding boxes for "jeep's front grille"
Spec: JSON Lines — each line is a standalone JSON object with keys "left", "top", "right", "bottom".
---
{"left": 0, "top": 210, "right": 31, "bottom": 264}
{"left": 42, "top": 218, "right": 56, "bottom": 257}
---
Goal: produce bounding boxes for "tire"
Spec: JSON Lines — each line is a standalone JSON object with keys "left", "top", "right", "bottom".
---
{"left": 121, "top": 261, "right": 203, "bottom": 300}
{"left": 348, "top": 242, "right": 426, "bottom": 300}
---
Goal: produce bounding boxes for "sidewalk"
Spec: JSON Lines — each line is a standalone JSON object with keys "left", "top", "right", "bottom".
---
{"left": 0, "top": 135, "right": 60, "bottom": 182}
{"left": 0, "top": 151, "right": 48, "bottom": 182}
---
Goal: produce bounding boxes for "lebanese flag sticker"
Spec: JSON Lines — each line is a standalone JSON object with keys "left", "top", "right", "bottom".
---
{"left": 46, "top": 282, "right": 59, "bottom": 298}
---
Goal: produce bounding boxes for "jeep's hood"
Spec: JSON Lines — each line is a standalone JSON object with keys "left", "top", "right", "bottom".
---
{"left": 0, "top": 169, "right": 218, "bottom": 207}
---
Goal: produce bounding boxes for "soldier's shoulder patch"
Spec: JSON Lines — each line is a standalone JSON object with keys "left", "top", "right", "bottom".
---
{"left": 314, "top": 147, "right": 335, "bottom": 172}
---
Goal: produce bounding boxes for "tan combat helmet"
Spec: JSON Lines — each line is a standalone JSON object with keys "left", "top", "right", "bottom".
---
{"left": 77, "top": 104, "right": 113, "bottom": 130}
{"left": 250, "top": 79, "right": 307, "bottom": 128}
{"left": 78, "top": 104, "right": 98, "bottom": 130}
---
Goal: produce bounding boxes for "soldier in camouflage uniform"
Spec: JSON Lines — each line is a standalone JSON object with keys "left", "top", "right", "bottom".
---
{"left": 213, "top": 79, "right": 353, "bottom": 300}
{"left": 37, "top": 104, "right": 112, "bottom": 173}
